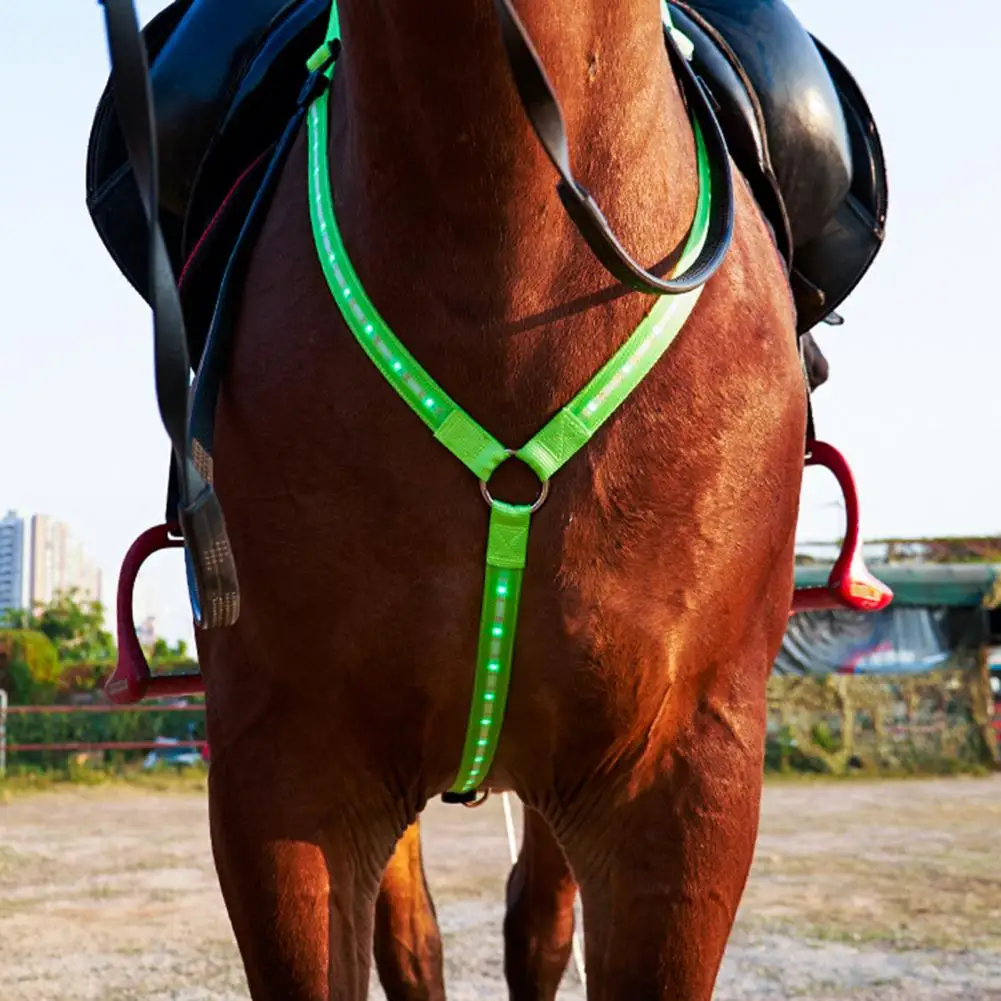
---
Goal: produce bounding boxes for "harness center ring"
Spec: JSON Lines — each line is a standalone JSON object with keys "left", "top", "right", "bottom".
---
{"left": 479, "top": 450, "right": 550, "bottom": 513}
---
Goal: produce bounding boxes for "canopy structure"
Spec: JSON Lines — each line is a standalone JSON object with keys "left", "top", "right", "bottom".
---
{"left": 779, "top": 562, "right": 1001, "bottom": 677}
{"left": 794, "top": 562, "right": 1001, "bottom": 609}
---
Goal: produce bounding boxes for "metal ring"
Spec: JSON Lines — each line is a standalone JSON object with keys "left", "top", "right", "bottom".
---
{"left": 462, "top": 789, "right": 491, "bottom": 809}
{"left": 479, "top": 450, "right": 550, "bottom": 514}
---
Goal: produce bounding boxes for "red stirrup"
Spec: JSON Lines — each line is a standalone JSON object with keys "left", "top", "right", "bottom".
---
{"left": 790, "top": 440, "right": 893, "bottom": 615}
{"left": 105, "top": 523, "right": 205, "bottom": 704}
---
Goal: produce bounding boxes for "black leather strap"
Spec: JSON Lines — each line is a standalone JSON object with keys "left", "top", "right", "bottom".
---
{"left": 492, "top": 0, "right": 734, "bottom": 295}
{"left": 189, "top": 114, "right": 307, "bottom": 462}
{"left": 100, "top": 0, "right": 239, "bottom": 631}
{"left": 98, "top": 0, "right": 205, "bottom": 508}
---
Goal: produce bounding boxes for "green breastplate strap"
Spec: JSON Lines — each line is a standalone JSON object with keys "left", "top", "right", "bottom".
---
{"left": 306, "top": 2, "right": 712, "bottom": 799}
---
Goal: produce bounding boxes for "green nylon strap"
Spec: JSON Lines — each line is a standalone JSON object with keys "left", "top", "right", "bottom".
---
{"left": 305, "top": 2, "right": 712, "bottom": 794}
{"left": 308, "top": 90, "right": 710, "bottom": 483}
{"left": 306, "top": 1, "right": 341, "bottom": 71}
{"left": 308, "top": 95, "right": 510, "bottom": 482}
{"left": 515, "top": 124, "right": 710, "bottom": 480}
{"left": 450, "top": 501, "right": 531, "bottom": 794}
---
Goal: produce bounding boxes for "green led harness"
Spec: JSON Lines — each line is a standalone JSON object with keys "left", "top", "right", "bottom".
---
{"left": 306, "top": 2, "right": 712, "bottom": 799}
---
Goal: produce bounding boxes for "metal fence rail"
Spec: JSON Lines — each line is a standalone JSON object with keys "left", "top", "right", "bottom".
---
{"left": 5, "top": 704, "right": 203, "bottom": 714}
{"left": 0, "top": 700, "right": 207, "bottom": 773}
{"left": 5, "top": 740, "right": 208, "bottom": 752}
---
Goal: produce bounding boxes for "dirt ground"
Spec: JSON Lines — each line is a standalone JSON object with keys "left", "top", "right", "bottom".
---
{"left": 2, "top": 776, "right": 1000, "bottom": 1000}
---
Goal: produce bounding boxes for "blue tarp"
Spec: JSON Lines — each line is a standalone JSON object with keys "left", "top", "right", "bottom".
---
{"left": 780, "top": 563, "right": 1000, "bottom": 676}
{"left": 777, "top": 607, "right": 953, "bottom": 676}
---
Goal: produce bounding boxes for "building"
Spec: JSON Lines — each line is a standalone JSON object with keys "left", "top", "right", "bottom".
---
{"left": 28, "top": 515, "right": 103, "bottom": 608}
{"left": 0, "top": 511, "right": 29, "bottom": 615}
{"left": 136, "top": 615, "right": 156, "bottom": 650}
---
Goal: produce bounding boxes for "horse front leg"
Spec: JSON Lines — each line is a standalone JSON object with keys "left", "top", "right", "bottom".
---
{"left": 555, "top": 681, "right": 770, "bottom": 1001}
{"left": 373, "top": 819, "right": 447, "bottom": 1001}
{"left": 208, "top": 740, "right": 400, "bottom": 1001}
{"left": 504, "top": 805, "right": 578, "bottom": 1001}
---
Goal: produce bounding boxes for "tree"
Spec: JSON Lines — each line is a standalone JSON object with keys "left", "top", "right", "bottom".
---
{"left": 0, "top": 629, "right": 61, "bottom": 704}
{"left": 151, "top": 636, "right": 189, "bottom": 661}
{"left": 0, "top": 589, "right": 116, "bottom": 664}
{"left": 0, "top": 606, "right": 35, "bottom": 630}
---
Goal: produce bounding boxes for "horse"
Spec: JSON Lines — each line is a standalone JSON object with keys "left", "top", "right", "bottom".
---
{"left": 105, "top": 0, "right": 810, "bottom": 996}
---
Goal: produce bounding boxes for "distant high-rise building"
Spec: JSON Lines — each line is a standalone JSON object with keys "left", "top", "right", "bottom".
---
{"left": 0, "top": 512, "right": 104, "bottom": 615}
{"left": 27, "top": 515, "right": 103, "bottom": 609}
{"left": 136, "top": 615, "right": 156, "bottom": 650}
{"left": 0, "top": 510, "right": 29, "bottom": 615}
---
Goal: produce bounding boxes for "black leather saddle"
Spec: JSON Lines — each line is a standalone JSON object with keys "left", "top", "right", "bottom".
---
{"left": 671, "top": 0, "right": 887, "bottom": 332}
{"left": 85, "top": 0, "right": 887, "bottom": 353}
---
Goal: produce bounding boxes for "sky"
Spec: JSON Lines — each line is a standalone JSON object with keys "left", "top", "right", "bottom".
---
{"left": 1, "top": 0, "right": 998, "bottom": 647}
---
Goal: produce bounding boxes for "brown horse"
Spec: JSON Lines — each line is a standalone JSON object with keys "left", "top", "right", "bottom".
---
{"left": 198, "top": 0, "right": 806, "bottom": 996}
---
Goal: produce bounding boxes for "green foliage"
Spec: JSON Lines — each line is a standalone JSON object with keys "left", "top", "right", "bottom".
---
{"left": 0, "top": 607, "right": 34, "bottom": 630}
{"left": 1, "top": 762, "right": 209, "bottom": 796}
{"left": 56, "top": 660, "right": 115, "bottom": 696}
{"left": 765, "top": 669, "right": 997, "bottom": 776}
{"left": 42, "top": 590, "right": 113, "bottom": 663}
{"left": 811, "top": 720, "right": 841, "bottom": 754}
{"left": 151, "top": 637, "right": 188, "bottom": 658}
{"left": 0, "top": 592, "right": 195, "bottom": 705}
{"left": 6, "top": 706, "right": 206, "bottom": 769}
{"left": 0, "top": 629, "right": 61, "bottom": 704}
{"left": 55, "top": 657, "right": 200, "bottom": 698}
{"left": 0, "top": 589, "right": 115, "bottom": 664}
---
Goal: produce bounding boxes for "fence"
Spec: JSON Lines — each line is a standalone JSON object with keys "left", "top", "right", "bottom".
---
{"left": 2, "top": 673, "right": 997, "bottom": 779}
{"left": 765, "top": 665, "right": 1000, "bottom": 774}
{"left": 0, "top": 698, "right": 207, "bottom": 776}
{"left": 0, "top": 688, "right": 6, "bottom": 776}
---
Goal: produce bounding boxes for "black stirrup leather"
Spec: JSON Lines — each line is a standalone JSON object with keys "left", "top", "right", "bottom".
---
{"left": 492, "top": 0, "right": 735, "bottom": 296}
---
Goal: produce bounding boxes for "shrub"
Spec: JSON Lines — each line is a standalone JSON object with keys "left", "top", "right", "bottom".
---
{"left": 0, "top": 630, "right": 61, "bottom": 704}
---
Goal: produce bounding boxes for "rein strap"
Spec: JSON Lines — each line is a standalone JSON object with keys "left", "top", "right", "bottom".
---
{"left": 490, "top": 0, "right": 734, "bottom": 296}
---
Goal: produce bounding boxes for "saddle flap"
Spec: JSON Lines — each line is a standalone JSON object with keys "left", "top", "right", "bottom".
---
{"left": 669, "top": 2, "right": 793, "bottom": 266}
{"left": 85, "top": 0, "right": 194, "bottom": 300}
{"left": 84, "top": 0, "right": 320, "bottom": 304}
{"left": 790, "top": 35, "right": 888, "bottom": 332}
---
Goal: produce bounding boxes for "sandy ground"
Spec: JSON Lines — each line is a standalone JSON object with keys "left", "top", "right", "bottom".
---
{"left": 2, "top": 776, "right": 1000, "bottom": 1000}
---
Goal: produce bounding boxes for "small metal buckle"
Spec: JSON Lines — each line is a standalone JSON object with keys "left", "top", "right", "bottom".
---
{"left": 479, "top": 449, "right": 550, "bottom": 513}
{"left": 462, "top": 789, "right": 491, "bottom": 809}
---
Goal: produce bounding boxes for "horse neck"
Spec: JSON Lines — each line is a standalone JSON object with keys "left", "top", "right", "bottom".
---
{"left": 331, "top": 0, "right": 699, "bottom": 320}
